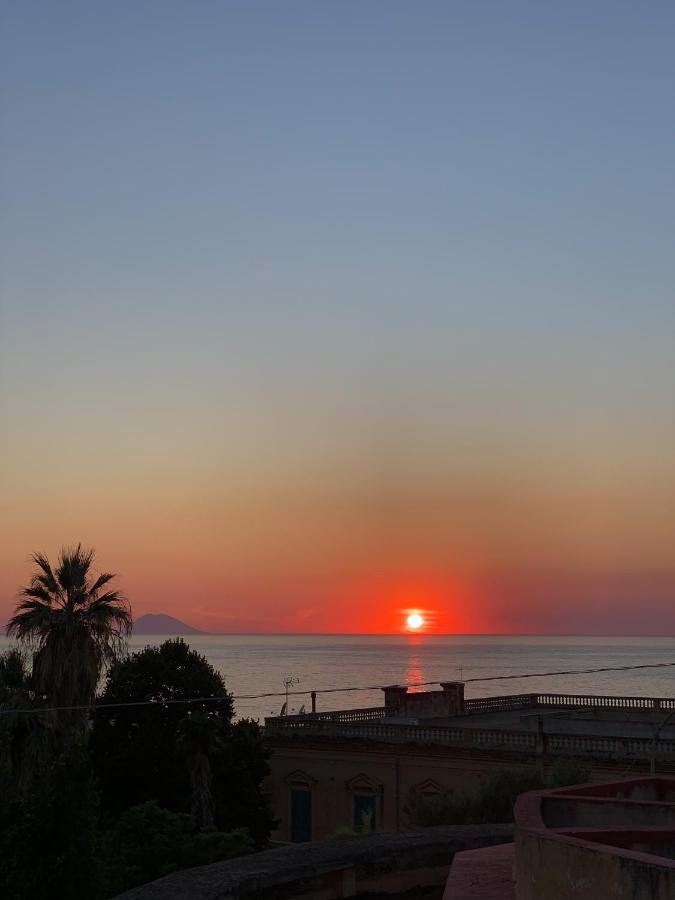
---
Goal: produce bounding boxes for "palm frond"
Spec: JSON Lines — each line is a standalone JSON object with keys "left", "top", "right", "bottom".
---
{"left": 20, "top": 584, "right": 55, "bottom": 605}
{"left": 89, "top": 572, "right": 116, "bottom": 596}
{"left": 30, "top": 552, "right": 59, "bottom": 595}
{"left": 56, "top": 543, "right": 95, "bottom": 596}
{"left": 86, "top": 594, "right": 131, "bottom": 629}
{"left": 6, "top": 599, "right": 58, "bottom": 642}
{"left": 32, "top": 572, "right": 64, "bottom": 606}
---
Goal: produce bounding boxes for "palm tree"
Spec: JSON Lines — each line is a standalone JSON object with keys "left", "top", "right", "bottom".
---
{"left": 7, "top": 545, "right": 131, "bottom": 727}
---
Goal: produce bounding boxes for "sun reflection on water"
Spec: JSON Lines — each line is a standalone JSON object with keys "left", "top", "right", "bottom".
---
{"left": 405, "top": 633, "right": 425, "bottom": 691}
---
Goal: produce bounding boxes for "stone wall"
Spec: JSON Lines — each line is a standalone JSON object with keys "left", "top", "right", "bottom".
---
{"left": 383, "top": 682, "right": 465, "bottom": 719}
{"left": 515, "top": 829, "right": 675, "bottom": 900}
{"left": 114, "top": 824, "right": 513, "bottom": 900}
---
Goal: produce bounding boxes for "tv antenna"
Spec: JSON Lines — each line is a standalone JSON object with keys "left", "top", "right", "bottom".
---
{"left": 281, "top": 676, "right": 300, "bottom": 715}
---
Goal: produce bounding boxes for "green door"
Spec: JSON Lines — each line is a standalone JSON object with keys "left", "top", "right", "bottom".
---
{"left": 290, "top": 789, "right": 312, "bottom": 842}
{"left": 353, "top": 794, "right": 376, "bottom": 833}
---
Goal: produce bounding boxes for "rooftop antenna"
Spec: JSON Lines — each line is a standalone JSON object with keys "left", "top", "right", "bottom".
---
{"left": 282, "top": 676, "right": 300, "bottom": 716}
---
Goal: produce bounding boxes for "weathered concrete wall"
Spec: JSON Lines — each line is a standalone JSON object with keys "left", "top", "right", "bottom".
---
{"left": 514, "top": 778, "right": 675, "bottom": 900}
{"left": 542, "top": 796, "right": 675, "bottom": 828}
{"left": 515, "top": 829, "right": 675, "bottom": 900}
{"left": 383, "top": 683, "right": 465, "bottom": 720}
{"left": 114, "top": 824, "right": 513, "bottom": 900}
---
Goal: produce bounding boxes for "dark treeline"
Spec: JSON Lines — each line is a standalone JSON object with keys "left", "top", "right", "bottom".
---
{"left": 0, "top": 546, "right": 275, "bottom": 899}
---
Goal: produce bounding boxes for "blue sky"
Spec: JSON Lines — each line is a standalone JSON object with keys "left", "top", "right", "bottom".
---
{"left": 1, "top": 2, "right": 674, "bottom": 631}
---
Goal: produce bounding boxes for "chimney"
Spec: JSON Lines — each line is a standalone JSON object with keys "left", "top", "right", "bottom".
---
{"left": 440, "top": 681, "right": 465, "bottom": 716}
{"left": 383, "top": 685, "right": 408, "bottom": 715}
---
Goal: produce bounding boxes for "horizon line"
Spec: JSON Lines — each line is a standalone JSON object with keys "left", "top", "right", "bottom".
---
{"left": 128, "top": 631, "right": 675, "bottom": 638}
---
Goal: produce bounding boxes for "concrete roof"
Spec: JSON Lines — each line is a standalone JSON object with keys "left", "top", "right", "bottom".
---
{"left": 424, "top": 707, "right": 675, "bottom": 740}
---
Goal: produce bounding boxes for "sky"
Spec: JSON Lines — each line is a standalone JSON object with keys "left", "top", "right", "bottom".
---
{"left": 1, "top": 2, "right": 674, "bottom": 634}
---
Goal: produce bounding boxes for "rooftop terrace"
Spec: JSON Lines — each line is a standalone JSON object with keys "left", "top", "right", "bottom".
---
{"left": 265, "top": 685, "right": 675, "bottom": 763}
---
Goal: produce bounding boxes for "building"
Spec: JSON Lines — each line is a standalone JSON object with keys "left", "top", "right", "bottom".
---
{"left": 264, "top": 683, "right": 675, "bottom": 843}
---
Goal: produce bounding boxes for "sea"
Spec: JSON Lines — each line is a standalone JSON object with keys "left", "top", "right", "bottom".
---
{"left": 2, "top": 634, "right": 675, "bottom": 722}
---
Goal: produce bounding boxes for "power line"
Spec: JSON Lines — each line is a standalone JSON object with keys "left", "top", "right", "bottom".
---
{"left": 464, "top": 660, "right": 675, "bottom": 683}
{"left": 1, "top": 659, "right": 674, "bottom": 717}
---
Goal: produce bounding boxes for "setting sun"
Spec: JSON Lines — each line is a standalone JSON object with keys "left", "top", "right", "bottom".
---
{"left": 406, "top": 613, "right": 424, "bottom": 630}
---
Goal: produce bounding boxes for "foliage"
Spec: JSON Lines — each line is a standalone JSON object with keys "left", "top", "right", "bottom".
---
{"left": 0, "top": 649, "right": 52, "bottom": 788}
{"left": 405, "top": 759, "right": 594, "bottom": 828}
{"left": 91, "top": 639, "right": 275, "bottom": 845}
{"left": 330, "top": 808, "right": 374, "bottom": 839}
{"left": 358, "top": 807, "right": 374, "bottom": 834}
{"left": 7, "top": 545, "right": 130, "bottom": 733}
{"left": 404, "top": 788, "right": 472, "bottom": 828}
{"left": 212, "top": 717, "right": 277, "bottom": 845}
{"left": 177, "top": 708, "right": 223, "bottom": 827}
{"left": 2, "top": 549, "right": 262, "bottom": 898}
{"left": 99, "top": 801, "right": 253, "bottom": 896}
{"left": 548, "top": 757, "right": 592, "bottom": 788}
{"left": 0, "top": 744, "right": 102, "bottom": 900}
{"left": 472, "top": 766, "right": 545, "bottom": 823}
{"left": 0, "top": 648, "right": 30, "bottom": 705}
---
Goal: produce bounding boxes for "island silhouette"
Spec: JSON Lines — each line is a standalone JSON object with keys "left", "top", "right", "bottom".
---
{"left": 132, "top": 613, "right": 204, "bottom": 635}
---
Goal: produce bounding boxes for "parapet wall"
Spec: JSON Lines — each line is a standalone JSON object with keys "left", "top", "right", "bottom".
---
{"left": 514, "top": 777, "right": 675, "bottom": 900}
{"left": 383, "top": 681, "right": 465, "bottom": 719}
{"left": 114, "top": 824, "right": 513, "bottom": 900}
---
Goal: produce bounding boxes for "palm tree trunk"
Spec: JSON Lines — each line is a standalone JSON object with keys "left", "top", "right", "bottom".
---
{"left": 188, "top": 752, "right": 215, "bottom": 828}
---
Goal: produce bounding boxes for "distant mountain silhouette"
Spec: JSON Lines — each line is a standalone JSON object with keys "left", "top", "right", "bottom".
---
{"left": 133, "top": 613, "right": 204, "bottom": 635}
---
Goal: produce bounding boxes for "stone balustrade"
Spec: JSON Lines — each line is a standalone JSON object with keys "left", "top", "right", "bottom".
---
{"left": 464, "top": 694, "right": 536, "bottom": 713}
{"left": 269, "top": 706, "right": 386, "bottom": 728}
{"left": 268, "top": 691, "right": 675, "bottom": 731}
{"left": 533, "top": 692, "right": 675, "bottom": 710}
{"left": 265, "top": 691, "right": 675, "bottom": 762}
{"left": 268, "top": 717, "right": 675, "bottom": 760}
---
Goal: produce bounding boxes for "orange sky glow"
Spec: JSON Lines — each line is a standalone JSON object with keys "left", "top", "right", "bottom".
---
{"left": 2, "top": 5, "right": 675, "bottom": 635}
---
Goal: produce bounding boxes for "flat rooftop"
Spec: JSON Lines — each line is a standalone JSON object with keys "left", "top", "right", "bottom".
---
{"left": 266, "top": 688, "right": 675, "bottom": 756}
{"left": 423, "top": 707, "right": 675, "bottom": 740}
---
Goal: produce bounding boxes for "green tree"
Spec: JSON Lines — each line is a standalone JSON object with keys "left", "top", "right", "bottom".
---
{"left": 99, "top": 801, "right": 253, "bottom": 896}
{"left": 7, "top": 545, "right": 130, "bottom": 732}
{"left": 91, "top": 639, "right": 275, "bottom": 846}
{"left": 470, "top": 767, "right": 544, "bottom": 823}
{"left": 0, "top": 743, "right": 101, "bottom": 900}
{"left": 404, "top": 761, "right": 594, "bottom": 828}
{"left": 177, "top": 709, "right": 223, "bottom": 828}
{"left": 213, "top": 716, "right": 277, "bottom": 845}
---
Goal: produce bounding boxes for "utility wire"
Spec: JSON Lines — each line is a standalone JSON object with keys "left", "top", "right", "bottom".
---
{"left": 1, "top": 659, "right": 675, "bottom": 717}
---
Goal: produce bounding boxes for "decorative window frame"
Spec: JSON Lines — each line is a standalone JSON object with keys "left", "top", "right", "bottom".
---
{"left": 345, "top": 773, "right": 382, "bottom": 833}
{"left": 284, "top": 769, "right": 318, "bottom": 789}
{"left": 412, "top": 777, "right": 445, "bottom": 798}
{"left": 345, "top": 773, "right": 381, "bottom": 794}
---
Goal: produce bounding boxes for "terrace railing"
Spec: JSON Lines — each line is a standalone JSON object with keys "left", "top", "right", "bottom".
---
{"left": 265, "top": 692, "right": 675, "bottom": 761}
{"left": 265, "top": 716, "right": 675, "bottom": 761}
{"left": 464, "top": 693, "right": 675, "bottom": 715}
{"left": 464, "top": 694, "right": 537, "bottom": 714}
{"left": 532, "top": 693, "right": 675, "bottom": 711}
{"left": 270, "top": 706, "right": 387, "bottom": 728}
{"left": 267, "top": 693, "right": 675, "bottom": 730}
